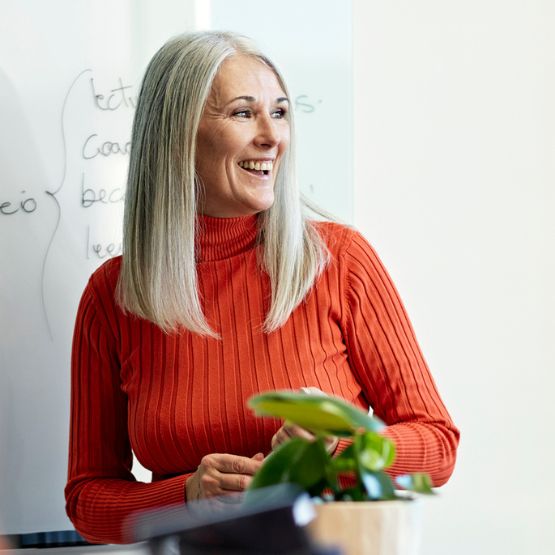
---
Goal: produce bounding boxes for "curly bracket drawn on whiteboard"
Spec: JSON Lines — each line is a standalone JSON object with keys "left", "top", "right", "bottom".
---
{"left": 41, "top": 68, "right": 92, "bottom": 341}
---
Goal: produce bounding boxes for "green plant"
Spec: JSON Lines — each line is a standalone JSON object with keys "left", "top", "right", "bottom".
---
{"left": 247, "top": 391, "right": 434, "bottom": 501}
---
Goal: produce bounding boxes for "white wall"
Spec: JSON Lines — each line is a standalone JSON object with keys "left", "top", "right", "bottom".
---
{"left": 353, "top": 1, "right": 555, "bottom": 554}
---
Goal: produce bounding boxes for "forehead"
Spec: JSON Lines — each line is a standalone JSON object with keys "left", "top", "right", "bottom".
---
{"left": 209, "top": 55, "right": 285, "bottom": 104}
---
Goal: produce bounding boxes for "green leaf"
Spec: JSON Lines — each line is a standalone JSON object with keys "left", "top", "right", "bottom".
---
{"left": 395, "top": 473, "right": 435, "bottom": 495}
{"left": 330, "top": 456, "right": 357, "bottom": 473}
{"left": 360, "top": 470, "right": 397, "bottom": 500}
{"left": 248, "top": 437, "right": 330, "bottom": 492}
{"left": 356, "top": 432, "right": 396, "bottom": 472}
{"left": 328, "top": 443, "right": 357, "bottom": 475}
{"left": 248, "top": 391, "right": 384, "bottom": 436}
{"left": 248, "top": 438, "right": 304, "bottom": 490}
{"left": 289, "top": 438, "right": 330, "bottom": 488}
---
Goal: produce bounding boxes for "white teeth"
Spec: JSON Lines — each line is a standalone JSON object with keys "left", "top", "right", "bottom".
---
{"left": 239, "top": 160, "right": 274, "bottom": 172}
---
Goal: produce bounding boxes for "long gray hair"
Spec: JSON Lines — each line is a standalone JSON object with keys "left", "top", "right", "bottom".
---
{"left": 117, "top": 31, "right": 329, "bottom": 336}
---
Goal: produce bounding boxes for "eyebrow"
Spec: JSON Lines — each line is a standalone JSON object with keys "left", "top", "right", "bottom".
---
{"left": 225, "top": 95, "right": 289, "bottom": 106}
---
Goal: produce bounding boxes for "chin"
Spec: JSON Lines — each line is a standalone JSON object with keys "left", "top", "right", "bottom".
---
{"left": 250, "top": 196, "right": 275, "bottom": 214}
{"left": 238, "top": 189, "right": 274, "bottom": 214}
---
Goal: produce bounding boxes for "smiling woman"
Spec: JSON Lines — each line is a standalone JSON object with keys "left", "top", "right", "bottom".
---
{"left": 65, "top": 31, "right": 459, "bottom": 545}
{"left": 195, "top": 55, "right": 290, "bottom": 217}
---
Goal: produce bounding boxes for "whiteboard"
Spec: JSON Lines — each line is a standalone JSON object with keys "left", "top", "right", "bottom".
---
{"left": 0, "top": 0, "right": 352, "bottom": 535}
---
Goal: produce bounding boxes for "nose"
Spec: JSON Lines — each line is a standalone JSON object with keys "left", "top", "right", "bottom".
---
{"left": 254, "top": 113, "right": 280, "bottom": 149}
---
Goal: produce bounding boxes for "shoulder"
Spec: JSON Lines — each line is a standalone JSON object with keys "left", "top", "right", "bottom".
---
{"left": 312, "top": 220, "right": 373, "bottom": 260}
{"left": 76, "top": 257, "right": 123, "bottom": 337}
{"left": 86, "top": 256, "right": 122, "bottom": 301}
{"left": 312, "top": 221, "right": 389, "bottom": 292}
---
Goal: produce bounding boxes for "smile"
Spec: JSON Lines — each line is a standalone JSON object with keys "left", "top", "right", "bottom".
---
{"left": 238, "top": 159, "right": 273, "bottom": 176}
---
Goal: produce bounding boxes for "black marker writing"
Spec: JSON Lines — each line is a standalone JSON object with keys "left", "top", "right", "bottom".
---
{"left": 90, "top": 77, "right": 137, "bottom": 111}
{"left": 0, "top": 191, "right": 38, "bottom": 215}
{"left": 82, "top": 134, "right": 131, "bottom": 159}
{"left": 86, "top": 226, "right": 122, "bottom": 259}
{"left": 81, "top": 173, "right": 125, "bottom": 207}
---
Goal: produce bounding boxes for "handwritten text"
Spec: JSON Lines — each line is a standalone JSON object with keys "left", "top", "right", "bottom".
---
{"left": 82, "top": 134, "right": 131, "bottom": 160}
{"left": 90, "top": 77, "right": 137, "bottom": 111}
{"left": 0, "top": 191, "right": 38, "bottom": 216}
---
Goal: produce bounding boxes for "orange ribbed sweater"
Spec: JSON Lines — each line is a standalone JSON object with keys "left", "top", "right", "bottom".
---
{"left": 65, "top": 216, "right": 459, "bottom": 544}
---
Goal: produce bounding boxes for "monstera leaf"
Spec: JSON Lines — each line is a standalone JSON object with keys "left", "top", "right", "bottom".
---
{"left": 248, "top": 391, "right": 384, "bottom": 437}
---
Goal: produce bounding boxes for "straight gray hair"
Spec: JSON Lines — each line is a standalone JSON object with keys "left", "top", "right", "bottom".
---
{"left": 117, "top": 31, "right": 329, "bottom": 336}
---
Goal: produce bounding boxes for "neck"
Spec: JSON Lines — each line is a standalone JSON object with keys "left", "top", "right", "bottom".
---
{"left": 196, "top": 213, "right": 259, "bottom": 262}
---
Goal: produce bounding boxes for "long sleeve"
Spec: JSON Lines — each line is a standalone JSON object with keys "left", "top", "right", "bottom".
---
{"left": 65, "top": 278, "right": 190, "bottom": 544}
{"left": 65, "top": 218, "right": 459, "bottom": 543}
{"left": 339, "top": 230, "right": 459, "bottom": 486}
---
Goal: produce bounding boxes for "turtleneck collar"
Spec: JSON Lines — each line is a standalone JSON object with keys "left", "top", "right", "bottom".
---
{"left": 196, "top": 214, "right": 260, "bottom": 262}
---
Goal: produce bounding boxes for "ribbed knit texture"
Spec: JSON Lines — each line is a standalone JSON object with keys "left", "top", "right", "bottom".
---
{"left": 65, "top": 215, "right": 459, "bottom": 544}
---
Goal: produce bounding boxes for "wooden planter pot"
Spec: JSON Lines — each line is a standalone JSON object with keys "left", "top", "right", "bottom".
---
{"left": 307, "top": 500, "right": 421, "bottom": 555}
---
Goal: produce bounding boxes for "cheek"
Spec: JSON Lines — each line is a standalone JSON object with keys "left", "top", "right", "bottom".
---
{"left": 198, "top": 146, "right": 227, "bottom": 181}
{"left": 196, "top": 127, "right": 230, "bottom": 169}
{"left": 214, "top": 137, "right": 239, "bottom": 165}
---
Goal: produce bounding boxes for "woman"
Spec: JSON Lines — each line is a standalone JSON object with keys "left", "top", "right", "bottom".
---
{"left": 65, "top": 31, "right": 459, "bottom": 544}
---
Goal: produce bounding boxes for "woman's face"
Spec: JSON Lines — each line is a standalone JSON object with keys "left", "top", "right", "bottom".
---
{"left": 195, "top": 55, "right": 290, "bottom": 217}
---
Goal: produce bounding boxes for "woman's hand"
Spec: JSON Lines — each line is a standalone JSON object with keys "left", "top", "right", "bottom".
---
{"left": 185, "top": 452, "right": 264, "bottom": 501}
{"left": 271, "top": 424, "right": 339, "bottom": 454}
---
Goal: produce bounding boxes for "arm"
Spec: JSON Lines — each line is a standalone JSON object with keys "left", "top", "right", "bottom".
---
{"left": 339, "top": 230, "right": 459, "bottom": 486}
{"left": 65, "top": 274, "right": 263, "bottom": 544}
{"left": 65, "top": 277, "right": 190, "bottom": 544}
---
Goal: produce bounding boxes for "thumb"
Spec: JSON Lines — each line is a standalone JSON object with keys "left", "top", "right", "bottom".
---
{"left": 251, "top": 452, "right": 264, "bottom": 461}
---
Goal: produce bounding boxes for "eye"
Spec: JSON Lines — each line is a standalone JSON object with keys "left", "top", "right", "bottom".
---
{"left": 233, "top": 109, "right": 252, "bottom": 119}
{"left": 271, "top": 108, "right": 287, "bottom": 119}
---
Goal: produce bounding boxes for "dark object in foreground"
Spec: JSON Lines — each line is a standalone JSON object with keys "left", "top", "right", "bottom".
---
{"left": 131, "top": 485, "right": 340, "bottom": 555}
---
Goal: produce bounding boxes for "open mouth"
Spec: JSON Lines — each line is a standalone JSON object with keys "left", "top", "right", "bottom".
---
{"left": 238, "top": 160, "right": 273, "bottom": 176}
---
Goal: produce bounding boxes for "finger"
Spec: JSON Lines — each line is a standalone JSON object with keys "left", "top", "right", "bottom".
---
{"left": 271, "top": 425, "right": 315, "bottom": 451}
{"left": 218, "top": 472, "right": 255, "bottom": 492}
{"left": 200, "top": 471, "right": 255, "bottom": 496}
{"left": 215, "top": 453, "right": 264, "bottom": 475}
{"left": 199, "top": 453, "right": 261, "bottom": 474}
{"left": 275, "top": 424, "right": 312, "bottom": 441}
{"left": 198, "top": 469, "right": 227, "bottom": 498}
{"left": 271, "top": 428, "right": 291, "bottom": 449}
